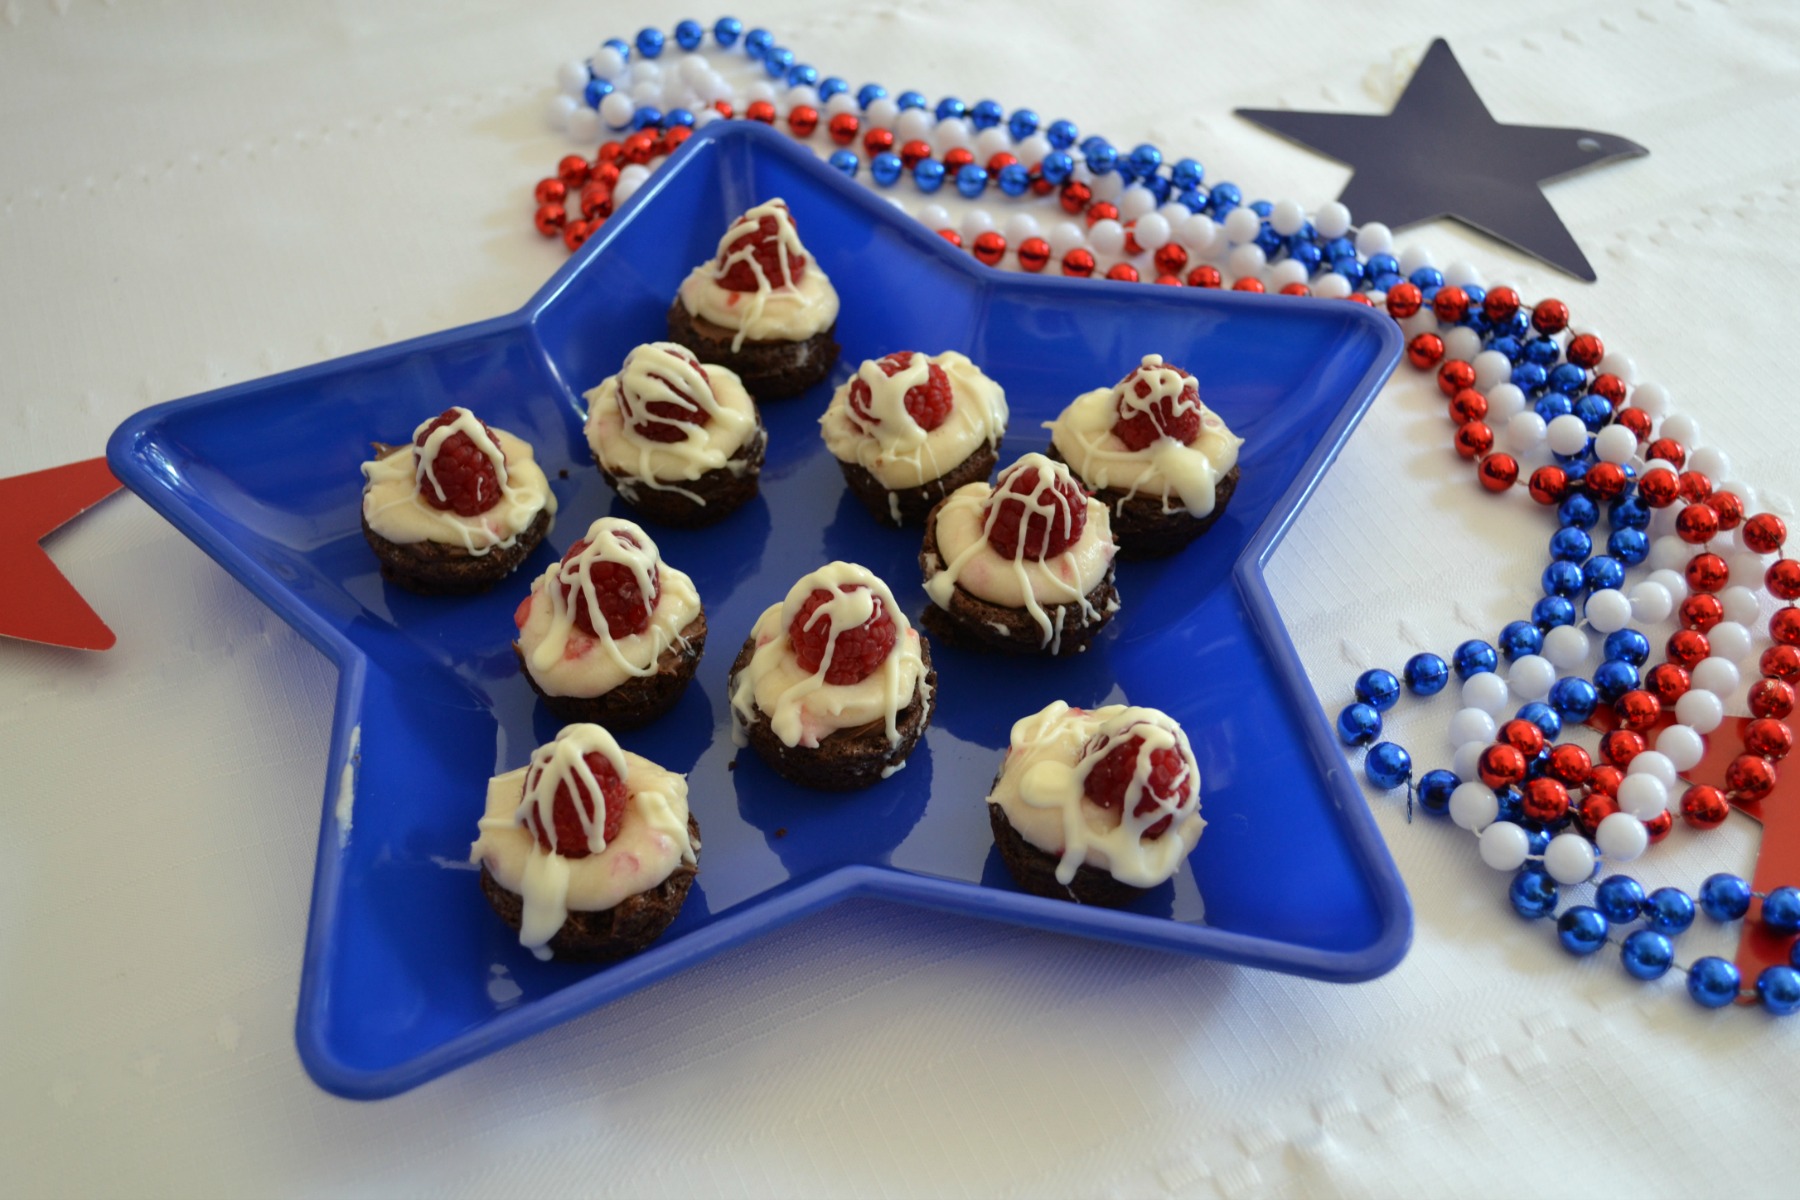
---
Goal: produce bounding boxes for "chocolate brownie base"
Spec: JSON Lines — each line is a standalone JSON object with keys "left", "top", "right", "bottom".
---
{"left": 362, "top": 506, "right": 552, "bottom": 596}
{"left": 479, "top": 814, "right": 701, "bottom": 962}
{"left": 917, "top": 499, "right": 1118, "bottom": 656}
{"left": 515, "top": 612, "right": 708, "bottom": 730}
{"left": 598, "top": 419, "right": 767, "bottom": 529}
{"left": 838, "top": 438, "right": 1000, "bottom": 527}
{"left": 989, "top": 802, "right": 1146, "bottom": 908}
{"left": 727, "top": 634, "right": 937, "bottom": 791}
{"left": 1049, "top": 444, "right": 1240, "bottom": 560}
{"left": 666, "top": 298, "right": 839, "bottom": 400}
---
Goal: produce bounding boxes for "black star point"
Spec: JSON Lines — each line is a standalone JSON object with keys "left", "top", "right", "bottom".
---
{"left": 1236, "top": 38, "right": 1647, "bottom": 282}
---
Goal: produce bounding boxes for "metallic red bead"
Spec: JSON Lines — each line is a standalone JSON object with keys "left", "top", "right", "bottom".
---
{"left": 1437, "top": 358, "right": 1476, "bottom": 396}
{"left": 1677, "top": 470, "right": 1713, "bottom": 503}
{"left": 1584, "top": 461, "right": 1627, "bottom": 500}
{"left": 1029, "top": 170, "right": 1054, "bottom": 196}
{"left": 1407, "top": 333, "right": 1445, "bottom": 369}
{"left": 1478, "top": 743, "right": 1529, "bottom": 788}
{"left": 534, "top": 177, "right": 567, "bottom": 206}
{"left": 1774, "top": 606, "right": 1800, "bottom": 647}
{"left": 1386, "top": 281, "right": 1423, "bottom": 319}
{"left": 622, "top": 131, "right": 657, "bottom": 163}
{"left": 1449, "top": 388, "right": 1488, "bottom": 424}
{"left": 591, "top": 160, "right": 621, "bottom": 188}
{"left": 1187, "top": 264, "right": 1222, "bottom": 288}
{"left": 1666, "top": 629, "right": 1711, "bottom": 668}
{"left": 1614, "top": 407, "right": 1651, "bottom": 440}
{"left": 533, "top": 202, "right": 566, "bottom": 237}
{"left": 943, "top": 146, "right": 976, "bottom": 173}
{"left": 1600, "top": 728, "right": 1647, "bottom": 768}
{"left": 1680, "top": 785, "right": 1730, "bottom": 830}
{"left": 786, "top": 104, "right": 819, "bottom": 137}
{"left": 1477, "top": 453, "right": 1519, "bottom": 492}
{"left": 1279, "top": 282, "right": 1311, "bottom": 296}
{"left": 863, "top": 127, "right": 896, "bottom": 156}
{"left": 972, "top": 230, "right": 1007, "bottom": 267}
{"left": 1679, "top": 593, "right": 1724, "bottom": 632}
{"left": 1576, "top": 792, "right": 1619, "bottom": 838}
{"left": 1531, "top": 298, "right": 1570, "bottom": 335}
{"left": 1637, "top": 467, "right": 1680, "bottom": 508}
{"left": 712, "top": 100, "right": 735, "bottom": 119}
{"left": 557, "top": 154, "right": 591, "bottom": 186}
{"left": 1590, "top": 373, "right": 1628, "bottom": 407}
{"left": 661, "top": 126, "right": 692, "bottom": 155}
{"left": 1154, "top": 243, "right": 1189, "bottom": 276}
{"left": 1123, "top": 224, "right": 1144, "bottom": 256}
{"left": 1482, "top": 285, "right": 1521, "bottom": 324}
{"left": 1704, "top": 490, "right": 1744, "bottom": 530}
{"left": 561, "top": 217, "right": 594, "bottom": 252}
{"left": 1154, "top": 274, "right": 1182, "bottom": 286}
{"left": 1059, "top": 181, "right": 1091, "bottom": 214}
{"left": 1745, "top": 718, "right": 1794, "bottom": 761}
{"left": 1522, "top": 777, "right": 1571, "bottom": 824}
{"left": 1529, "top": 465, "right": 1569, "bottom": 505}
{"left": 985, "top": 150, "right": 1018, "bottom": 174}
{"left": 1432, "top": 285, "right": 1469, "bottom": 323}
{"left": 1675, "top": 501, "right": 1720, "bottom": 544}
{"left": 936, "top": 227, "right": 962, "bottom": 248}
{"left": 1084, "top": 200, "right": 1119, "bottom": 228}
{"left": 1768, "top": 559, "right": 1800, "bottom": 602}
{"left": 1646, "top": 438, "right": 1687, "bottom": 469}
{"left": 1744, "top": 513, "right": 1789, "bottom": 555}
{"left": 578, "top": 181, "right": 612, "bottom": 220}
{"left": 1686, "top": 552, "right": 1729, "bottom": 593}
{"left": 1017, "top": 237, "right": 1051, "bottom": 273}
{"left": 1764, "top": 645, "right": 1800, "bottom": 683}
{"left": 1644, "top": 809, "right": 1674, "bottom": 844}
{"left": 1107, "top": 262, "right": 1141, "bottom": 283}
{"left": 1566, "top": 333, "right": 1605, "bottom": 369}
{"left": 1726, "top": 754, "right": 1777, "bottom": 802}
{"left": 1749, "top": 678, "right": 1796, "bottom": 719}
{"left": 1345, "top": 293, "right": 1375, "bottom": 306}
{"left": 1548, "top": 743, "right": 1593, "bottom": 787}
{"left": 1588, "top": 764, "right": 1624, "bottom": 798}
{"left": 1645, "top": 662, "right": 1692, "bottom": 705}
{"left": 597, "top": 140, "right": 624, "bottom": 165}
{"left": 1454, "top": 421, "right": 1493, "bottom": 460}
{"left": 1614, "top": 689, "right": 1663, "bottom": 731}
{"left": 745, "top": 99, "right": 777, "bottom": 124}
{"left": 1499, "top": 718, "right": 1547, "bottom": 758}
{"left": 1232, "top": 277, "right": 1266, "bottom": 293}
{"left": 1060, "top": 248, "right": 1095, "bottom": 278}
{"left": 827, "top": 112, "right": 860, "bottom": 144}
{"left": 899, "top": 139, "right": 932, "bottom": 168}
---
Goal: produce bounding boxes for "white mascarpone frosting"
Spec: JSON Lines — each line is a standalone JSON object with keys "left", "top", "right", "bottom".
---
{"left": 361, "top": 408, "right": 556, "bottom": 554}
{"left": 470, "top": 722, "right": 697, "bottom": 960}
{"left": 677, "top": 198, "right": 840, "bottom": 351}
{"left": 818, "top": 351, "right": 1008, "bottom": 489}
{"left": 988, "top": 701, "right": 1204, "bottom": 888}
{"left": 729, "top": 562, "right": 929, "bottom": 752}
{"left": 514, "top": 517, "right": 703, "bottom": 699}
{"left": 584, "top": 342, "right": 761, "bottom": 505}
{"left": 1046, "top": 354, "right": 1243, "bottom": 517}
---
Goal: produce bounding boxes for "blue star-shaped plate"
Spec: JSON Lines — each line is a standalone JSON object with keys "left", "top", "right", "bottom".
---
{"left": 108, "top": 121, "right": 1409, "bottom": 1099}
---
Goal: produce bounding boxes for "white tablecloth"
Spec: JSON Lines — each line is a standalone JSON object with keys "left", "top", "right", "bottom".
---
{"left": 5, "top": 2, "right": 1797, "bottom": 1195}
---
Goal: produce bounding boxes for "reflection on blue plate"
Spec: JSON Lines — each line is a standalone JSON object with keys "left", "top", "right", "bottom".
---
{"left": 108, "top": 121, "right": 1409, "bottom": 1100}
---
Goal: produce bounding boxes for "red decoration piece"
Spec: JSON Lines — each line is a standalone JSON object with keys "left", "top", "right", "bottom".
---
{"left": 864, "top": 128, "right": 896, "bottom": 157}
{"left": 1745, "top": 718, "right": 1794, "bottom": 761}
{"left": 533, "top": 203, "right": 566, "bottom": 237}
{"left": 1482, "top": 286, "right": 1521, "bottom": 324}
{"left": 1774, "top": 606, "right": 1800, "bottom": 647}
{"left": 1645, "top": 662, "right": 1691, "bottom": 705}
{"left": 1678, "top": 470, "right": 1713, "bottom": 503}
{"left": 1591, "top": 373, "right": 1628, "bottom": 407}
{"left": 1599, "top": 728, "right": 1645, "bottom": 767}
{"left": 1744, "top": 512, "right": 1788, "bottom": 555}
{"left": 1107, "top": 263, "right": 1141, "bottom": 283}
{"left": 1278, "top": 282, "right": 1310, "bottom": 296}
{"left": 1085, "top": 201, "right": 1120, "bottom": 228}
{"left": 1680, "top": 784, "right": 1731, "bottom": 831}
{"left": 1386, "top": 281, "right": 1422, "bottom": 318}
{"left": 1666, "top": 628, "right": 1710, "bottom": 667}
{"left": 1750, "top": 678, "right": 1796, "bottom": 720}
{"left": 1437, "top": 359, "right": 1475, "bottom": 396}
{"left": 1059, "top": 181, "right": 1091, "bottom": 214}
{"left": 1675, "top": 502, "right": 1719, "bottom": 544}
{"left": 1477, "top": 743, "right": 1527, "bottom": 788}
{"left": 1685, "top": 552, "right": 1729, "bottom": 594}
{"left": 1764, "top": 645, "right": 1800, "bottom": 682}
{"left": 1767, "top": 559, "right": 1800, "bottom": 602}
{"left": 899, "top": 139, "right": 932, "bottom": 168}
{"left": 786, "top": 105, "right": 819, "bottom": 137}
{"left": 789, "top": 586, "right": 897, "bottom": 686}
{"left": 1187, "top": 264, "right": 1222, "bottom": 289}
{"left": 1646, "top": 438, "right": 1686, "bottom": 469}
{"left": 1406, "top": 333, "right": 1444, "bottom": 369}
{"left": 745, "top": 99, "right": 776, "bottom": 124}
{"left": 1153, "top": 243, "right": 1189, "bottom": 276}
{"left": 1453, "top": 421, "right": 1493, "bottom": 459}
{"left": 1431, "top": 285, "right": 1469, "bottom": 323}
{"left": 1061, "top": 248, "right": 1095, "bottom": 277}
{"left": 943, "top": 147, "right": 976, "bottom": 174}
{"left": 1477, "top": 453, "right": 1519, "bottom": 492}
{"left": 1583, "top": 461, "right": 1626, "bottom": 500}
{"left": 1614, "top": 407, "right": 1651, "bottom": 440}
{"left": 1637, "top": 467, "right": 1679, "bottom": 507}
{"left": 972, "top": 231, "right": 1007, "bottom": 267}
{"left": 984, "top": 462, "right": 1087, "bottom": 561}
{"left": 1531, "top": 298, "right": 1569, "bottom": 334}
{"left": 1706, "top": 490, "right": 1745, "bottom": 531}
{"left": 1017, "top": 237, "right": 1050, "bottom": 273}
{"left": 1232, "top": 277, "right": 1266, "bottom": 293}
{"left": 827, "top": 112, "right": 860, "bottom": 145}
{"left": 1449, "top": 388, "right": 1487, "bottom": 424}
{"left": 1499, "top": 718, "right": 1546, "bottom": 757}
{"left": 1548, "top": 743, "right": 1592, "bottom": 787}
{"left": 534, "top": 177, "right": 567, "bottom": 206}
{"left": 0, "top": 457, "right": 124, "bottom": 650}
{"left": 1528, "top": 465, "right": 1568, "bottom": 504}
{"left": 556, "top": 154, "right": 590, "bottom": 187}
{"left": 936, "top": 228, "right": 962, "bottom": 249}
{"left": 1565, "top": 333, "right": 1605, "bottom": 368}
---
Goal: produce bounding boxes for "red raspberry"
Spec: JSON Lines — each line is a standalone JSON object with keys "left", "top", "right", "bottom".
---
{"left": 1082, "top": 728, "right": 1193, "bottom": 840}
{"left": 846, "top": 352, "right": 954, "bottom": 433}
{"left": 788, "top": 584, "right": 898, "bottom": 685}
{"left": 716, "top": 203, "right": 807, "bottom": 292}
{"left": 522, "top": 751, "right": 626, "bottom": 858}
{"left": 413, "top": 408, "right": 505, "bottom": 516}
{"left": 557, "top": 528, "right": 660, "bottom": 639}
{"left": 618, "top": 350, "right": 713, "bottom": 444}
{"left": 983, "top": 459, "right": 1087, "bottom": 561}
{"left": 1111, "top": 360, "right": 1202, "bottom": 451}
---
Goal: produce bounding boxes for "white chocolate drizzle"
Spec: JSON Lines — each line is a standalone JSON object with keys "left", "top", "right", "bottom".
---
{"left": 361, "top": 416, "right": 555, "bottom": 555}
{"left": 819, "top": 351, "right": 1009, "bottom": 489}
{"left": 584, "top": 343, "right": 759, "bottom": 504}
{"left": 677, "top": 198, "right": 840, "bottom": 352}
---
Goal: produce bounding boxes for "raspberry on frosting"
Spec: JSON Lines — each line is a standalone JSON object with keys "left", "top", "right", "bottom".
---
{"left": 847, "top": 352, "right": 954, "bottom": 434}
{"left": 413, "top": 407, "right": 508, "bottom": 516}
{"left": 983, "top": 454, "right": 1089, "bottom": 561}
{"left": 1110, "top": 355, "right": 1202, "bottom": 451}
{"left": 616, "top": 343, "right": 715, "bottom": 444}
{"left": 555, "top": 525, "right": 661, "bottom": 639}
{"left": 714, "top": 200, "right": 808, "bottom": 293}
{"left": 788, "top": 583, "right": 898, "bottom": 685}
{"left": 519, "top": 728, "right": 630, "bottom": 858}
{"left": 1082, "top": 720, "right": 1196, "bottom": 841}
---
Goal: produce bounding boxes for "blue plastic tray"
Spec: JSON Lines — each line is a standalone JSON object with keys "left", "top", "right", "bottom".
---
{"left": 108, "top": 121, "right": 1410, "bottom": 1100}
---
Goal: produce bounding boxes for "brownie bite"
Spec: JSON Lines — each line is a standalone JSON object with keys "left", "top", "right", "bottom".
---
{"left": 986, "top": 702, "right": 1204, "bottom": 907}
{"left": 1046, "top": 354, "right": 1244, "bottom": 559}
{"left": 728, "top": 562, "right": 936, "bottom": 790}
{"left": 585, "top": 341, "right": 767, "bottom": 527}
{"left": 470, "top": 722, "right": 701, "bottom": 962}
{"left": 360, "top": 405, "right": 555, "bottom": 594}
{"left": 920, "top": 452, "right": 1119, "bottom": 656}
{"left": 512, "top": 516, "right": 706, "bottom": 729}
{"left": 667, "top": 198, "right": 840, "bottom": 399}
{"left": 819, "top": 350, "right": 1008, "bottom": 527}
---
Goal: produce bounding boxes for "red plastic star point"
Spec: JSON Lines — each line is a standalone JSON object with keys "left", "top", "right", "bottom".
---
{"left": 0, "top": 456, "right": 123, "bottom": 651}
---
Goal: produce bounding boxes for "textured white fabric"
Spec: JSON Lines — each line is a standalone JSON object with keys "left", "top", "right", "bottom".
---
{"left": 4, "top": 1, "right": 1797, "bottom": 1195}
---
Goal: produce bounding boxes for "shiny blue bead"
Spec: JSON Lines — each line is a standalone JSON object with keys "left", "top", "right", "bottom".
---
{"left": 954, "top": 164, "right": 988, "bottom": 198}
{"left": 1417, "top": 769, "right": 1458, "bottom": 816}
{"left": 1176, "top": 188, "right": 1208, "bottom": 213}
{"left": 970, "top": 99, "right": 1004, "bottom": 130}
{"left": 631, "top": 106, "right": 662, "bottom": 130}
{"left": 1699, "top": 873, "right": 1753, "bottom": 921}
{"left": 1079, "top": 135, "right": 1107, "bottom": 156}
{"left": 1757, "top": 965, "right": 1800, "bottom": 1015}
{"left": 1557, "top": 493, "right": 1599, "bottom": 530}
{"left": 1534, "top": 394, "right": 1574, "bottom": 423}
{"left": 787, "top": 63, "right": 818, "bottom": 88}
{"left": 1207, "top": 181, "right": 1242, "bottom": 211}
{"left": 896, "top": 90, "right": 928, "bottom": 111}
{"left": 1409, "top": 266, "right": 1444, "bottom": 290}
{"left": 1046, "top": 119, "right": 1078, "bottom": 149}
{"left": 934, "top": 96, "right": 966, "bottom": 121}
{"left": 1354, "top": 668, "right": 1402, "bottom": 711}
{"left": 664, "top": 108, "right": 694, "bottom": 128}
{"left": 857, "top": 84, "right": 887, "bottom": 109}
{"left": 1793, "top": 939, "right": 1800, "bottom": 969}
{"left": 1323, "top": 236, "right": 1356, "bottom": 261}
{"left": 1488, "top": 335, "right": 1525, "bottom": 363}
{"left": 1517, "top": 702, "right": 1562, "bottom": 740}
{"left": 1513, "top": 362, "right": 1550, "bottom": 396}
{"left": 1007, "top": 108, "right": 1039, "bottom": 140}
{"left": 1524, "top": 336, "right": 1562, "bottom": 366}
{"left": 827, "top": 150, "right": 858, "bottom": 178}
{"left": 1254, "top": 224, "right": 1283, "bottom": 256}
{"left": 997, "top": 163, "right": 1030, "bottom": 197}
{"left": 1596, "top": 874, "right": 1646, "bottom": 922}
{"left": 869, "top": 153, "right": 903, "bottom": 187}
{"left": 1491, "top": 310, "right": 1531, "bottom": 339}
{"left": 1463, "top": 284, "right": 1487, "bottom": 308}
{"left": 1542, "top": 559, "right": 1585, "bottom": 598}
{"left": 1644, "top": 886, "right": 1696, "bottom": 934}
{"left": 1496, "top": 786, "right": 1524, "bottom": 823}
{"left": 1558, "top": 906, "right": 1610, "bottom": 955}
{"left": 583, "top": 78, "right": 614, "bottom": 108}
{"left": 674, "top": 20, "right": 705, "bottom": 50}
{"left": 1609, "top": 494, "right": 1651, "bottom": 530}
{"left": 1527, "top": 825, "right": 1553, "bottom": 853}
{"left": 1365, "top": 742, "right": 1412, "bottom": 789}
{"left": 1532, "top": 596, "right": 1577, "bottom": 630}
{"left": 818, "top": 77, "right": 848, "bottom": 101}
{"left": 1621, "top": 929, "right": 1675, "bottom": 979}
{"left": 603, "top": 37, "right": 632, "bottom": 62}
{"left": 1128, "top": 143, "right": 1163, "bottom": 178}
{"left": 1561, "top": 459, "right": 1591, "bottom": 487}
{"left": 1452, "top": 640, "right": 1498, "bottom": 679}
{"left": 1583, "top": 556, "right": 1626, "bottom": 592}
{"left": 1250, "top": 199, "right": 1273, "bottom": 217}
{"left": 912, "top": 159, "right": 945, "bottom": 193}
{"left": 712, "top": 17, "right": 743, "bottom": 47}
{"left": 1549, "top": 363, "right": 1589, "bottom": 397}
{"left": 1040, "top": 152, "right": 1074, "bottom": 185}
{"left": 1145, "top": 176, "right": 1172, "bottom": 204}
{"left": 743, "top": 27, "right": 772, "bottom": 58}
{"left": 1574, "top": 392, "right": 1612, "bottom": 429}
{"left": 1365, "top": 252, "right": 1399, "bottom": 280}
{"left": 1403, "top": 652, "right": 1449, "bottom": 695}
{"left": 1602, "top": 629, "right": 1650, "bottom": 666}
{"left": 1594, "top": 659, "right": 1640, "bottom": 703}
{"left": 1510, "top": 867, "right": 1560, "bottom": 920}
{"left": 1549, "top": 527, "right": 1592, "bottom": 561}
{"left": 1085, "top": 142, "right": 1117, "bottom": 174}
{"left": 1686, "top": 956, "right": 1742, "bottom": 1008}
{"left": 1764, "top": 887, "right": 1800, "bottom": 934}
{"left": 1548, "top": 676, "right": 1599, "bottom": 722}
{"left": 1336, "top": 703, "right": 1382, "bottom": 746}
{"left": 1608, "top": 527, "right": 1650, "bottom": 565}
{"left": 1171, "top": 158, "right": 1204, "bottom": 190}
{"left": 1334, "top": 258, "right": 1367, "bottom": 289}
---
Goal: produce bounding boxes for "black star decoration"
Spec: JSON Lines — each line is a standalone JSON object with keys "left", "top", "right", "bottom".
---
{"left": 1236, "top": 38, "right": 1647, "bottom": 281}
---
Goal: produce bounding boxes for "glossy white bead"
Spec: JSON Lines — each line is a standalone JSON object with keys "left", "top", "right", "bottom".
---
{"left": 1443, "top": 260, "right": 1483, "bottom": 288}
{"left": 744, "top": 79, "right": 776, "bottom": 104}
{"left": 1179, "top": 214, "right": 1218, "bottom": 254}
{"left": 934, "top": 117, "right": 973, "bottom": 153}
{"left": 1315, "top": 201, "right": 1352, "bottom": 239}
{"left": 692, "top": 107, "right": 720, "bottom": 129}
{"left": 1598, "top": 351, "right": 1635, "bottom": 382}
{"left": 1313, "top": 272, "right": 1352, "bottom": 300}
{"left": 1691, "top": 656, "right": 1740, "bottom": 696}
{"left": 1674, "top": 687, "right": 1725, "bottom": 733}
{"left": 1646, "top": 567, "right": 1689, "bottom": 602}
{"left": 1452, "top": 740, "right": 1487, "bottom": 783}
{"left": 1631, "top": 381, "right": 1670, "bottom": 417}
{"left": 628, "top": 81, "right": 664, "bottom": 107}
{"left": 974, "top": 126, "right": 1009, "bottom": 161}
{"left": 959, "top": 209, "right": 994, "bottom": 242}
{"left": 1721, "top": 586, "right": 1762, "bottom": 625}
{"left": 1479, "top": 822, "right": 1531, "bottom": 871}
{"left": 1128, "top": 212, "right": 1169, "bottom": 251}
{"left": 1003, "top": 212, "right": 1041, "bottom": 244}
{"left": 1585, "top": 589, "right": 1633, "bottom": 633}
{"left": 1223, "top": 206, "right": 1261, "bottom": 245}
{"left": 590, "top": 45, "right": 628, "bottom": 78}
{"left": 1720, "top": 481, "right": 1756, "bottom": 511}
{"left": 613, "top": 174, "right": 641, "bottom": 205}
{"left": 1485, "top": 382, "right": 1526, "bottom": 423}
{"left": 630, "top": 60, "right": 662, "bottom": 86}
{"left": 547, "top": 93, "right": 581, "bottom": 131}
{"left": 1397, "top": 243, "right": 1435, "bottom": 274}
{"left": 1629, "top": 580, "right": 1675, "bottom": 624}
{"left": 1018, "top": 134, "right": 1052, "bottom": 164}
{"left": 1401, "top": 311, "right": 1437, "bottom": 339}
{"left": 1472, "top": 350, "right": 1512, "bottom": 391}
{"left": 1449, "top": 707, "right": 1498, "bottom": 747}
{"left": 1444, "top": 326, "right": 1482, "bottom": 364}
{"left": 1709, "top": 620, "right": 1753, "bottom": 663}
{"left": 1661, "top": 412, "right": 1701, "bottom": 447}
{"left": 680, "top": 56, "right": 714, "bottom": 86}
{"left": 1593, "top": 424, "right": 1638, "bottom": 464}
{"left": 1544, "top": 834, "right": 1598, "bottom": 885}
{"left": 1088, "top": 219, "right": 1126, "bottom": 257}
{"left": 1546, "top": 414, "right": 1591, "bottom": 456}
{"left": 917, "top": 203, "right": 951, "bottom": 231}
{"left": 1507, "top": 655, "right": 1557, "bottom": 701}
{"left": 1270, "top": 198, "right": 1306, "bottom": 236}
{"left": 1227, "top": 243, "right": 1267, "bottom": 279}
{"left": 896, "top": 108, "right": 934, "bottom": 141}
{"left": 1616, "top": 773, "right": 1668, "bottom": 820}
{"left": 567, "top": 107, "right": 602, "bottom": 143}
{"left": 1355, "top": 222, "right": 1393, "bottom": 255}
{"left": 1048, "top": 221, "right": 1085, "bottom": 256}
{"left": 1541, "top": 625, "right": 1591, "bottom": 670}
{"left": 1450, "top": 782, "right": 1500, "bottom": 832}
{"left": 1628, "top": 751, "right": 1679, "bottom": 790}
{"left": 1506, "top": 412, "right": 1547, "bottom": 453}
{"left": 599, "top": 91, "right": 636, "bottom": 130}
{"left": 1090, "top": 171, "right": 1124, "bottom": 202}
{"left": 1656, "top": 723, "right": 1706, "bottom": 772}
{"left": 866, "top": 96, "right": 899, "bottom": 127}
{"left": 1119, "top": 187, "right": 1157, "bottom": 221}
{"left": 1689, "top": 445, "right": 1730, "bottom": 481}
{"left": 1596, "top": 812, "right": 1649, "bottom": 863}
{"left": 1269, "top": 258, "right": 1309, "bottom": 288}
{"left": 1648, "top": 537, "right": 1691, "bottom": 572}
{"left": 559, "top": 60, "right": 593, "bottom": 96}
{"left": 1462, "top": 672, "right": 1511, "bottom": 714}
{"left": 823, "top": 92, "right": 859, "bottom": 117}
